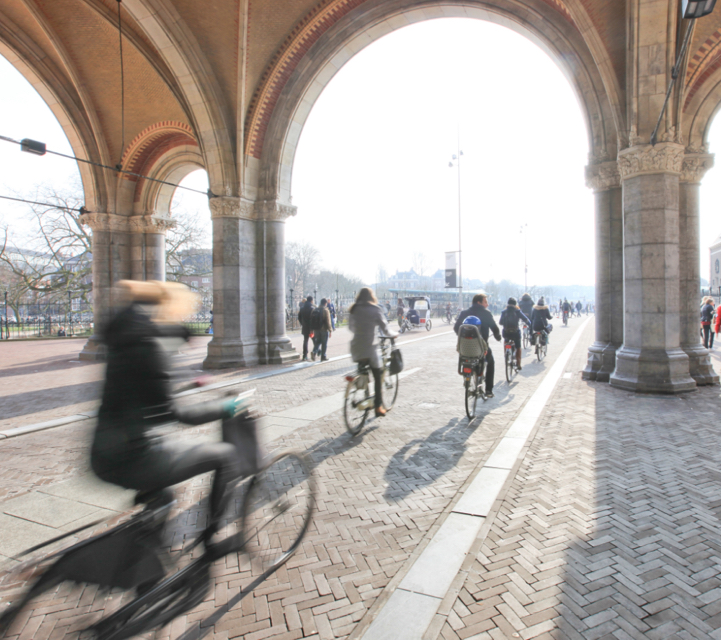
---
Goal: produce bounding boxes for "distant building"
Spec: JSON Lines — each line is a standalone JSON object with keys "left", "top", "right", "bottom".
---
{"left": 710, "top": 236, "right": 721, "bottom": 292}
{"left": 387, "top": 269, "right": 420, "bottom": 290}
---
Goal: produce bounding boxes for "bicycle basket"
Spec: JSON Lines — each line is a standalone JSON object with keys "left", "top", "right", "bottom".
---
{"left": 389, "top": 348, "right": 404, "bottom": 375}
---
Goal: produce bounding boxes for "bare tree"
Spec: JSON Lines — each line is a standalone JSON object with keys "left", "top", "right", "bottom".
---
{"left": 286, "top": 241, "right": 320, "bottom": 296}
{"left": 165, "top": 197, "right": 212, "bottom": 282}
{"left": 0, "top": 184, "right": 92, "bottom": 307}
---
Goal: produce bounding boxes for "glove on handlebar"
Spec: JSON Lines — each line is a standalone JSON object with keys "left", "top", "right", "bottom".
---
{"left": 222, "top": 396, "right": 250, "bottom": 419}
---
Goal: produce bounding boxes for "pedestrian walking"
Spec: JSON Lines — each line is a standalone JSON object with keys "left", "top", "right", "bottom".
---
{"left": 701, "top": 296, "right": 715, "bottom": 349}
{"left": 310, "top": 298, "right": 332, "bottom": 361}
{"left": 297, "top": 296, "right": 315, "bottom": 361}
{"left": 328, "top": 299, "right": 337, "bottom": 330}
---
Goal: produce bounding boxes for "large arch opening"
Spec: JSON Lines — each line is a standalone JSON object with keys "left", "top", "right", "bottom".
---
{"left": 286, "top": 17, "right": 595, "bottom": 307}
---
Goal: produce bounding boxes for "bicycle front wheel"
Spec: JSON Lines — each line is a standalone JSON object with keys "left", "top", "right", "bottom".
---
{"left": 522, "top": 329, "right": 529, "bottom": 349}
{"left": 241, "top": 451, "right": 315, "bottom": 575}
{"left": 382, "top": 370, "right": 399, "bottom": 411}
{"left": 344, "top": 375, "right": 369, "bottom": 435}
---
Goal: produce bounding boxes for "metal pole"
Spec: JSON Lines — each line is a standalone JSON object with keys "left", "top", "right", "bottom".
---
{"left": 457, "top": 130, "right": 462, "bottom": 311}
{"left": 290, "top": 288, "right": 294, "bottom": 330}
{"left": 4, "top": 291, "right": 8, "bottom": 339}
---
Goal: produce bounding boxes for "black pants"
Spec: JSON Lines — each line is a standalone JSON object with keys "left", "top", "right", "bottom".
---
{"left": 703, "top": 324, "right": 714, "bottom": 349}
{"left": 371, "top": 366, "right": 383, "bottom": 408}
{"left": 484, "top": 349, "right": 495, "bottom": 393}
{"left": 302, "top": 331, "right": 312, "bottom": 358}
{"left": 92, "top": 400, "right": 240, "bottom": 523}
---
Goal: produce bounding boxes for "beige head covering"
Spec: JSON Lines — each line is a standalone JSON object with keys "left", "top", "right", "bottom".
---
{"left": 115, "top": 280, "right": 198, "bottom": 323}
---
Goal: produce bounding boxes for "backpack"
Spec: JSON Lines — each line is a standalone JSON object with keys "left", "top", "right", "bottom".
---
{"left": 310, "top": 307, "right": 323, "bottom": 331}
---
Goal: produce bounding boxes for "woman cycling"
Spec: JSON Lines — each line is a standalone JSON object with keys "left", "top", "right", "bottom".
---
{"left": 91, "top": 280, "right": 245, "bottom": 545}
{"left": 349, "top": 288, "right": 397, "bottom": 417}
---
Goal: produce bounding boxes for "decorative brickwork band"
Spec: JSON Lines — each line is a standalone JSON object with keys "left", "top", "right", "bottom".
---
{"left": 681, "top": 152, "right": 715, "bottom": 184}
{"left": 255, "top": 200, "right": 297, "bottom": 221}
{"left": 79, "top": 212, "right": 129, "bottom": 232}
{"left": 585, "top": 161, "right": 621, "bottom": 191}
{"left": 127, "top": 213, "right": 175, "bottom": 234}
{"left": 209, "top": 196, "right": 255, "bottom": 220}
{"left": 617, "top": 143, "right": 685, "bottom": 180}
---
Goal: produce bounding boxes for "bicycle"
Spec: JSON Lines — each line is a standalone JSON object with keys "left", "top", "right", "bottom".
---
{"left": 459, "top": 356, "right": 486, "bottom": 419}
{"left": 343, "top": 335, "right": 399, "bottom": 435}
{"left": 444, "top": 309, "right": 453, "bottom": 324}
{"left": 522, "top": 324, "right": 531, "bottom": 349}
{"left": 534, "top": 330, "right": 548, "bottom": 361}
{"left": 504, "top": 339, "right": 518, "bottom": 382}
{"left": 0, "top": 393, "right": 316, "bottom": 640}
{"left": 562, "top": 310, "right": 569, "bottom": 326}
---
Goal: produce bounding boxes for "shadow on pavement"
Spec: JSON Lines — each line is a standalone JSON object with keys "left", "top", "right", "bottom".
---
{"left": 0, "top": 382, "right": 102, "bottom": 420}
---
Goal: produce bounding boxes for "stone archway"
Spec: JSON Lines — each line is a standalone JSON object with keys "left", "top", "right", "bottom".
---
{"left": 240, "top": 0, "right": 622, "bottom": 371}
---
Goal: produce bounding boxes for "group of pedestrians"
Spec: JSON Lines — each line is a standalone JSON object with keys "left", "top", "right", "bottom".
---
{"left": 453, "top": 293, "right": 553, "bottom": 397}
{"left": 297, "top": 296, "right": 336, "bottom": 361}
{"left": 700, "top": 295, "right": 721, "bottom": 349}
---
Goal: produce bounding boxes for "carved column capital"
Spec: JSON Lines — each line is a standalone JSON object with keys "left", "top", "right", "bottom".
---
{"left": 617, "top": 143, "right": 685, "bottom": 180}
{"left": 79, "top": 212, "right": 128, "bottom": 232}
{"left": 681, "top": 152, "right": 714, "bottom": 184}
{"left": 209, "top": 196, "right": 256, "bottom": 220}
{"left": 585, "top": 161, "right": 621, "bottom": 192}
{"left": 128, "top": 213, "right": 175, "bottom": 234}
{"left": 255, "top": 199, "right": 297, "bottom": 221}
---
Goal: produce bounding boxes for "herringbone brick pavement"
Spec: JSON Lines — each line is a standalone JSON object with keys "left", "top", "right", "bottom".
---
{"left": 0, "top": 318, "right": 609, "bottom": 639}
{"left": 437, "top": 321, "right": 721, "bottom": 640}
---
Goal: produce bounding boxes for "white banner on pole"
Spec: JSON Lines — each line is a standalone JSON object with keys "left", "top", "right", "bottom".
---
{"left": 445, "top": 252, "right": 457, "bottom": 289}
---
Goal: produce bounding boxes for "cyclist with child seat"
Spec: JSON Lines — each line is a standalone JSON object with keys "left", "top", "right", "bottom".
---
{"left": 349, "top": 287, "right": 398, "bottom": 417}
{"left": 530, "top": 296, "right": 554, "bottom": 344}
{"left": 454, "top": 293, "right": 501, "bottom": 397}
{"left": 91, "top": 281, "right": 247, "bottom": 550}
{"left": 499, "top": 297, "right": 531, "bottom": 371}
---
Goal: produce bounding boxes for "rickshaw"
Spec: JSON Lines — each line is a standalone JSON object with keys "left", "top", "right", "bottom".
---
{"left": 399, "top": 296, "right": 432, "bottom": 333}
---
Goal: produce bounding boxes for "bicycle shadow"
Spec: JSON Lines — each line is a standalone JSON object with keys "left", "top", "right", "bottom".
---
{"left": 383, "top": 416, "right": 473, "bottom": 503}
{"left": 303, "top": 424, "right": 379, "bottom": 471}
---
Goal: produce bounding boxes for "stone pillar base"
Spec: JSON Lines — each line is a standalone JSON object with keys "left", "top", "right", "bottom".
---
{"left": 79, "top": 336, "right": 106, "bottom": 361}
{"left": 683, "top": 344, "right": 719, "bottom": 385}
{"left": 609, "top": 347, "right": 697, "bottom": 393}
{"left": 261, "top": 337, "right": 301, "bottom": 365}
{"left": 203, "top": 339, "right": 259, "bottom": 369}
{"left": 582, "top": 341, "right": 619, "bottom": 382}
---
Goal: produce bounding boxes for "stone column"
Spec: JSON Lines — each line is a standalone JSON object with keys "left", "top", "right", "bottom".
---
{"left": 680, "top": 152, "right": 718, "bottom": 385}
{"left": 583, "top": 161, "right": 623, "bottom": 382}
{"left": 203, "top": 197, "right": 259, "bottom": 369}
{"left": 610, "top": 143, "right": 696, "bottom": 393}
{"left": 78, "top": 213, "right": 132, "bottom": 360}
{"left": 256, "top": 200, "right": 300, "bottom": 364}
{"left": 129, "top": 214, "right": 172, "bottom": 281}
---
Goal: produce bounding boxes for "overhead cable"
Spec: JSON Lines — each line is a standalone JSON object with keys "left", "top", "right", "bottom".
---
{"left": 0, "top": 135, "right": 210, "bottom": 196}
{"left": 0, "top": 193, "right": 88, "bottom": 214}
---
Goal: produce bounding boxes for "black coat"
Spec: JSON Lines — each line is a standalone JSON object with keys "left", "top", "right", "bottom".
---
{"left": 519, "top": 294, "right": 534, "bottom": 318}
{"left": 701, "top": 302, "right": 715, "bottom": 324}
{"left": 499, "top": 306, "right": 530, "bottom": 331}
{"left": 297, "top": 300, "right": 315, "bottom": 335}
{"left": 92, "top": 304, "right": 216, "bottom": 474}
{"left": 454, "top": 304, "right": 501, "bottom": 342}
{"left": 530, "top": 305, "right": 553, "bottom": 332}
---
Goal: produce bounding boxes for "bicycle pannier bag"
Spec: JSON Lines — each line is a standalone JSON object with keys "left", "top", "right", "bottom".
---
{"left": 222, "top": 413, "right": 262, "bottom": 475}
{"left": 389, "top": 347, "right": 404, "bottom": 375}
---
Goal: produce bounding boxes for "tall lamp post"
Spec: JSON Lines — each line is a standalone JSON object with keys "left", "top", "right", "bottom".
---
{"left": 449, "top": 137, "right": 463, "bottom": 310}
{"left": 314, "top": 284, "right": 318, "bottom": 302}
{"left": 288, "top": 277, "right": 294, "bottom": 330}
{"left": 4, "top": 291, "right": 8, "bottom": 340}
{"left": 520, "top": 223, "right": 528, "bottom": 291}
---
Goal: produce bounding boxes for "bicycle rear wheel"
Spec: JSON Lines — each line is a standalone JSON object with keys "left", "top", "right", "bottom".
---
{"left": 241, "top": 452, "right": 315, "bottom": 575}
{"left": 344, "top": 375, "right": 370, "bottom": 435}
{"left": 382, "top": 370, "right": 399, "bottom": 411}
{"left": 505, "top": 347, "right": 514, "bottom": 382}
{"left": 464, "top": 373, "right": 478, "bottom": 419}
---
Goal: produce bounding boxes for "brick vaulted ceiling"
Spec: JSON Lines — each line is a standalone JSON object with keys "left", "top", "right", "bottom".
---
{"left": 3, "top": 0, "right": 721, "bottom": 189}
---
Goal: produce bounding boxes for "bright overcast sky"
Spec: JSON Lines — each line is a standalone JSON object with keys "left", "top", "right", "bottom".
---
{"left": 2, "top": 17, "right": 721, "bottom": 287}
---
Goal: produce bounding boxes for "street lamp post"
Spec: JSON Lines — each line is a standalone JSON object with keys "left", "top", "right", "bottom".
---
{"left": 449, "top": 136, "right": 463, "bottom": 310}
{"left": 4, "top": 291, "right": 8, "bottom": 340}
{"left": 314, "top": 284, "right": 317, "bottom": 302}
{"left": 520, "top": 223, "right": 528, "bottom": 291}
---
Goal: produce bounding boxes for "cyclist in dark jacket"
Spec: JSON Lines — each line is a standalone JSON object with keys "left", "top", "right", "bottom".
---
{"left": 91, "top": 281, "right": 244, "bottom": 545}
{"left": 499, "top": 298, "right": 531, "bottom": 370}
{"left": 530, "top": 297, "right": 554, "bottom": 344}
{"left": 519, "top": 293, "right": 534, "bottom": 319}
{"left": 455, "top": 294, "right": 501, "bottom": 396}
